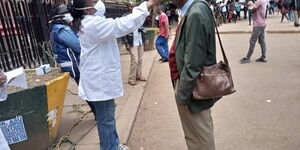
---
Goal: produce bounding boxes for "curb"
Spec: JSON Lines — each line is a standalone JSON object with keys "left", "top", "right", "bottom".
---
{"left": 219, "top": 30, "right": 300, "bottom": 34}
{"left": 117, "top": 51, "right": 157, "bottom": 145}
{"left": 64, "top": 51, "right": 158, "bottom": 150}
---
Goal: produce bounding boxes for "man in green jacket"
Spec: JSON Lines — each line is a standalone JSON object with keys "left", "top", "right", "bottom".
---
{"left": 169, "top": 0, "right": 220, "bottom": 149}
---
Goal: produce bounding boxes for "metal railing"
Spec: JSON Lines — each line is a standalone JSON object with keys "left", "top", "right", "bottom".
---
{"left": 0, "top": 0, "right": 128, "bottom": 71}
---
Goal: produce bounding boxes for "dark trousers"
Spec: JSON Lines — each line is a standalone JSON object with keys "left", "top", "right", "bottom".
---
{"left": 246, "top": 26, "right": 267, "bottom": 59}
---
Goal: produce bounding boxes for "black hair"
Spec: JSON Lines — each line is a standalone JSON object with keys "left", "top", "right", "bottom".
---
{"left": 70, "top": 0, "right": 87, "bottom": 31}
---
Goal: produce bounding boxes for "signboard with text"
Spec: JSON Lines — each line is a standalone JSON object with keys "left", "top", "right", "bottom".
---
{"left": 0, "top": 116, "right": 28, "bottom": 144}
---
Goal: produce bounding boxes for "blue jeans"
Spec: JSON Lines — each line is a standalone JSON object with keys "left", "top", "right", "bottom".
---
{"left": 288, "top": 11, "right": 295, "bottom": 21}
{"left": 155, "top": 35, "right": 169, "bottom": 60}
{"left": 90, "top": 100, "right": 119, "bottom": 150}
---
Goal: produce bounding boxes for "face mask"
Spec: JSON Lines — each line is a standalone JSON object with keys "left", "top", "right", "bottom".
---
{"left": 63, "top": 13, "right": 73, "bottom": 23}
{"left": 93, "top": 0, "right": 105, "bottom": 16}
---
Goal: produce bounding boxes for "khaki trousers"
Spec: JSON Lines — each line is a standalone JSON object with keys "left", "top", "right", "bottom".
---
{"left": 174, "top": 79, "right": 215, "bottom": 150}
{"left": 129, "top": 45, "right": 144, "bottom": 81}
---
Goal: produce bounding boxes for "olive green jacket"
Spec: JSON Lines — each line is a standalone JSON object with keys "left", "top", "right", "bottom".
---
{"left": 175, "top": 0, "right": 221, "bottom": 113}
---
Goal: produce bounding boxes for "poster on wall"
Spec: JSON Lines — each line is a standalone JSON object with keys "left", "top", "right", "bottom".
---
{"left": 0, "top": 116, "right": 28, "bottom": 144}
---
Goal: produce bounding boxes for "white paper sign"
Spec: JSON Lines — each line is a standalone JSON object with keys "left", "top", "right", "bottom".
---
{"left": 0, "top": 116, "right": 28, "bottom": 144}
{"left": 4, "top": 67, "right": 27, "bottom": 89}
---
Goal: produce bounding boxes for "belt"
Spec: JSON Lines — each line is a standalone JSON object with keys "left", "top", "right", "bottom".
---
{"left": 58, "top": 62, "right": 73, "bottom": 67}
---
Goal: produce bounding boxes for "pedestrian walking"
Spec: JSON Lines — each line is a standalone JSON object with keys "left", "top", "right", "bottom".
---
{"left": 240, "top": 0, "right": 268, "bottom": 64}
{"left": 70, "top": 0, "right": 160, "bottom": 149}
{"left": 49, "top": 3, "right": 96, "bottom": 117}
{"left": 155, "top": 5, "right": 170, "bottom": 62}
{"left": 281, "top": 0, "right": 290, "bottom": 22}
{"left": 266, "top": 0, "right": 270, "bottom": 18}
{"left": 269, "top": 0, "right": 276, "bottom": 14}
{"left": 168, "top": 0, "right": 221, "bottom": 149}
{"left": 122, "top": 2, "right": 147, "bottom": 86}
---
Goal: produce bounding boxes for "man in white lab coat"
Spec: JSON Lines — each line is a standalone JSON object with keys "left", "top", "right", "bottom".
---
{"left": 0, "top": 72, "right": 10, "bottom": 150}
{"left": 71, "top": 0, "right": 160, "bottom": 149}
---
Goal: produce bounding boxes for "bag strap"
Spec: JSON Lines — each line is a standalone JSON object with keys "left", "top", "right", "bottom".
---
{"left": 214, "top": 20, "right": 229, "bottom": 66}
{"left": 199, "top": 0, "right": 229, "bottom": 66}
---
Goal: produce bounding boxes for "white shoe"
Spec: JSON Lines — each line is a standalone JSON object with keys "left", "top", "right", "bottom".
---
{"left": 119, "top": 144, "right": 130, "bottom": 150}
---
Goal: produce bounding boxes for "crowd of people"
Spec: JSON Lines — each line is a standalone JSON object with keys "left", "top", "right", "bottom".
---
{"left": 210, "top": 0, "right": 299, "bottom": 26}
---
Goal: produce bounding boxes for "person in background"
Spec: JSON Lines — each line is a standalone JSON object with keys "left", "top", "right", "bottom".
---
{"left": 0, "top": 72, "right": 11, "bottom": 150}
{"left": 248, "top": 0, "right": 254, "bottom": 25}
{"left": 221, "top": 0, "right": 227, "bottom": 23}
{"left": 171, "top": 8, "right": 177, "bottom": 23}
{"left": 276, "top": 0, "right": 283, "bottom": 14}
{"left": 228, "top": 0, "right": 236, "bottom": 23}
{"left": 166, "top": 8, "right": 172, "bottom": 24}
{"left": 281, "top": 0, "right": 290, "bottom": 22}
{"left": 289, "top": 0, "right": 295, "bottom": 21}
{"left": 294, "top": 0, "right": 300, "bottom": 26}
{"left": 235, "top": 0, "right": 242, "bottom": 21}
{"left": 122, "top": 2, "right": 147, "bottom": 86}
{"left": 155, "top": 5, "right": 170, "bottom": 62}
{"left": 265, "top": 0, "right": 270, "bottom": 18}
{"left": 214, "top": 1, "right": 223, "bottom": 26}
{"left": 70, "top": 0, "right": 160, "bottom": 149}
{"left": 244, "top": 0, "right": 249, "bottom": 19}
{"left": 49, "top": 3, "right": 96, "bottom": 117}
{"left": 240, "top": 0, "right": 268, "bottom": 64}
{"left": 269, "top": 0, "right": 275, "bottom": 14}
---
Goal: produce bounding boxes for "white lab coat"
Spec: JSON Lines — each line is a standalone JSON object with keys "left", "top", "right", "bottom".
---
{"left": 78, "top": 2, "right": 149, "bottom": 101}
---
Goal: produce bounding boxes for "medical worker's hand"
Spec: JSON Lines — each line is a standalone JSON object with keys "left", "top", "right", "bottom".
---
{"left": 0, "top": 72, "right": 7, "bottom": 87}
{"left": 147, "top": 0, "right": 161, "bottom": 9}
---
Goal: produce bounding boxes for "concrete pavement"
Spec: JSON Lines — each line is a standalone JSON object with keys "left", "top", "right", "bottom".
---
{"left": 55, "top": 49, "right": 157, "bottom": 150}
{"left": 128, "top": 33, "right": 300, "bottom": 150}
{"left": 127, "top": 22, "right": 300, "bottom": 150}
{"left": 54, "top": 13, "right": 300, "bottom": 150}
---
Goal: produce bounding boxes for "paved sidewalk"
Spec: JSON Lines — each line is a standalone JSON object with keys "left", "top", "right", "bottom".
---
{"left": 218, "top": 14, "right": 300, "bottom": 34}
{"left": 56, "top": 49, "right": 157, "bottom": 150}
{"left": 54, "top": 13, "right": 299, "bottom": 150}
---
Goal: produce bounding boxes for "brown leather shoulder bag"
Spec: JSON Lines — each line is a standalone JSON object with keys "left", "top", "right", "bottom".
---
{"left": 192, "top": 0, "right": 236, "bottom": 100}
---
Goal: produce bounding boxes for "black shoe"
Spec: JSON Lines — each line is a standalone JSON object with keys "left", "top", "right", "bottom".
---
{"left": 240, "top": 57, "right": 251, "bottom": 64}
{"left": 255, "top": 57, "right": 267, "bottom": 62}
{"left": 159, "top": 58, "right": 163, "bottom": 61}
{"left": 162, "top": 59, "right": 169, "bottom": 62}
